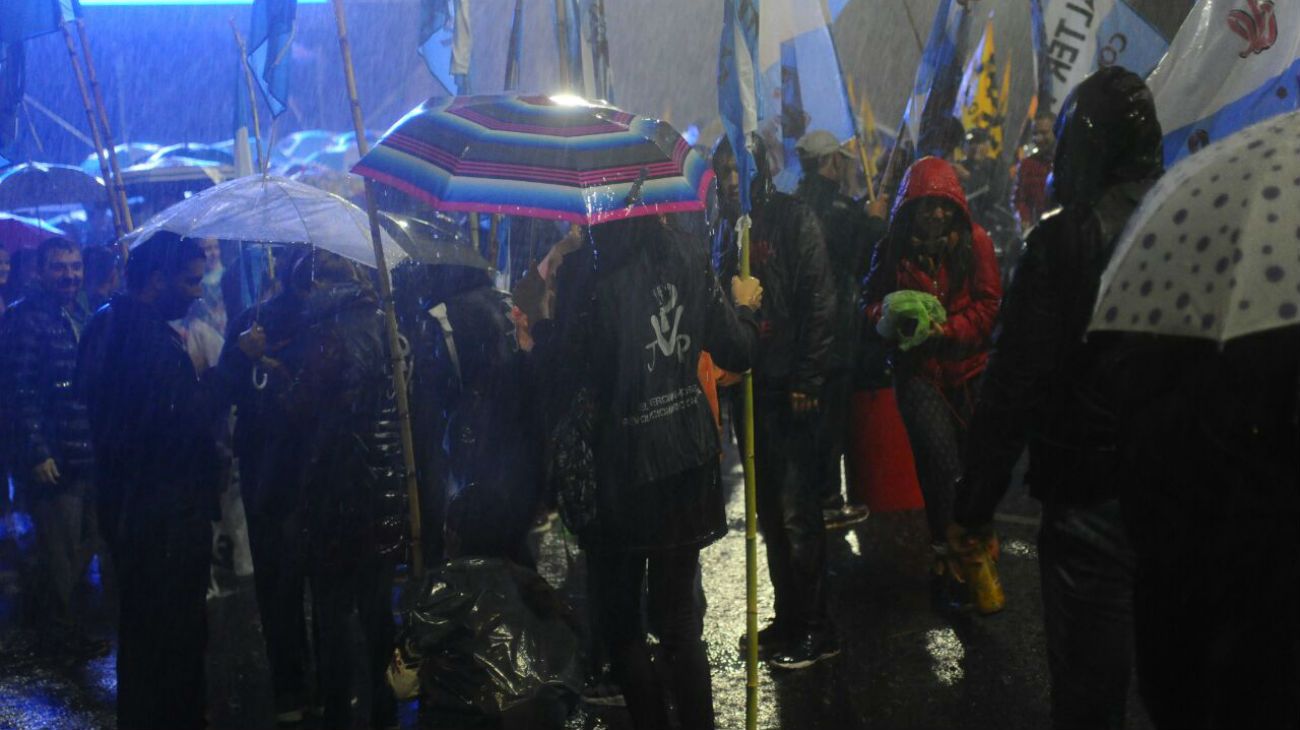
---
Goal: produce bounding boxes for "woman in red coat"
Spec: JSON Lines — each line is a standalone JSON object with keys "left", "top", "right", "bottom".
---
{"left": 862, "top": 156, "right": 1002, "bottom": 609}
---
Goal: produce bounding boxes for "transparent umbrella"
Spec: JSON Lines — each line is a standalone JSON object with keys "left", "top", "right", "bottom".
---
{"left": 123, "top": 174, "right": 407, "bottom": 269}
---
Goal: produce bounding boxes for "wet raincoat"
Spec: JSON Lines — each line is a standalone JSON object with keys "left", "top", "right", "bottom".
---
{"left": 78, "top": 294, "right": 231, "bottom": 541}
{"left": 863, "top": 156, "right": 1002, "bottom": 389}
{"left": 283, "top": 282, "right": 406, "bottom": 568}
{"left": 544, "top": 217, "right": 758, "bottom": 551}
{"left": 955, "top": 66, "right": 1165, "bottom": 524}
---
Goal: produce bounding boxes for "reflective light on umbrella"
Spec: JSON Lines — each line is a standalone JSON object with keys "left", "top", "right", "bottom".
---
{"left": 351, "top": 94, "right": 714, "bottom": 225}
{"left": 1089, "top": 110, "right": 1300, "bottom": 343}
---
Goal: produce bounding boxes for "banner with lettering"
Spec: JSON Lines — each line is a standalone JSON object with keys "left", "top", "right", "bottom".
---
{"left": 1039, "top": 0, "right": 1167, "bottom": 115}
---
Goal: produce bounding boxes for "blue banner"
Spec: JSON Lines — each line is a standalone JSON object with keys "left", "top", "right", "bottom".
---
{"left": 503, "top": 0, "right": 523, "bottom": 90}
{"left": 901, "top": 0, "right": 971, "bottom": 152}
{"left": 247, "top": 0, "right": 295, "bottom": 117}
{"left": 718, "top": 0, "right": 761, "bottom": 213}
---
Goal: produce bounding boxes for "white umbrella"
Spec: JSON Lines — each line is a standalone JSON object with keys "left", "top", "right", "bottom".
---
{"left": 125, "top": 174, "right": 407, "bottom": 270}
{"left": 1089, "top": 110, "right": 1300, "bottom": 343}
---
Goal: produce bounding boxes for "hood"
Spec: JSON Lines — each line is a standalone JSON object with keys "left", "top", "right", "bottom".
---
{"left": 888, "top": 156, "right": 973, "bottom": 229}
{"left": 1051, "top": 65, "right": 1164, "bottom": 208}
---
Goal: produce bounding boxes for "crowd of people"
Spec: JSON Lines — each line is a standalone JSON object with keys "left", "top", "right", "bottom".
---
{"left": 0, "top": 64, "right": 1296, "bottom": 730}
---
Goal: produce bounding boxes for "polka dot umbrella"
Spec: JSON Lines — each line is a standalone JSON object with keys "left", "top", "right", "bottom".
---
{"left": 1089, "top": 110, "right": 1300, "bottom": 344}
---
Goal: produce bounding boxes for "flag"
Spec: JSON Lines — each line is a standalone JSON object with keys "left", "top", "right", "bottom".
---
{"left": 718, "top": 0, "right": 761, "bottom": 214}
{"left": 1029, "top": 0, "right": 1049, "bottom": 118}
{"left": 757, "top": 0, "right": 854, "bottom": 144}
{"left": 248, "top": 0, "right": 295, "bottom": 117}
{"left": 419, "top": 0, "right": 470, "bottom": 95}
{"left": 774, "top": 39, "right": 805, "bottom": 192}
{"left": 901, "top": 0, "right": 972, "bottom": 152}
{"left": 589, "top": 0, "right": 613, "bottom": 102}
{"left": 552, "top": 0, "right": 584, "bottom": 92}
{"left": 954, "top": 16, "right": 1011, "bottom": 157}
{"left": 0, "top": 42, "right": 23, "bottom": 168}
{"left": 503, "top": 0, "right": 523, "bottom": 90}
{"left": 1, "top": 0, "right": 80, "bottom": 43}
{"left": 1149, "top": 0, "right": 1299, "bottom": 166}
{"left": 1038, "top": 0, "right": 1166, "bottom": 117}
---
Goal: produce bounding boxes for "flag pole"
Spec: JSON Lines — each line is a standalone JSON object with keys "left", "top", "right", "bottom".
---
{"left": 554, "top": 0, "right": 572, "bottom": 90}
{"left": 230, "top": 21, "right": 266, "bottom": 175}
{"left": 57, "top": 22, "right": 125, "bottom": 243}
{"left": 331, "top": 0, "right": 425, "bottom": 581}
{"left": 739, "top": 212, "right": 758, "bottom": 730}
{"left": 74, "top": 20, "right": 132, "bottom": 233}
{"left": 844, "top": 77, "right": 877, "bottom": 202}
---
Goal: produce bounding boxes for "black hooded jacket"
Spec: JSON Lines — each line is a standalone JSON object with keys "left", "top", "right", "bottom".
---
{"left": 543, "top": 216, "right": 758, "bottom": 550}
{"left": 956, "top": 67, "right": 1165, "bottom": 526}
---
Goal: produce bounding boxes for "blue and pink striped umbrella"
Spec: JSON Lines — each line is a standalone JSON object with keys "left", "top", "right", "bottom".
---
{"left": 351, "top": 94, "right": 713, "bottom": 225}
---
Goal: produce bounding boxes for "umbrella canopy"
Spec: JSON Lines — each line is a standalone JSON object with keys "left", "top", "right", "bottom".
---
{"left": 0, "top": 212, "right": 65, "bottom": 254}
{"left": 379, "top": 211, "right": 489, "bottom": 269}
{"left": 80, "top": 142, "right": 160, "bottom": 176}
{"left": 351, "top": 94, "right": 714, "bottom": 225}
{"left": 1089, "top": 110, "right": 1300, "bottom": 343}
{"left": 0, "top": 163, "right": 108, "bottom": 211}
{"left": 124, "top": 175, "right": 407, "bottom": 270}
{"left": 149, "top": 143, "right": 236, "bottom": 167}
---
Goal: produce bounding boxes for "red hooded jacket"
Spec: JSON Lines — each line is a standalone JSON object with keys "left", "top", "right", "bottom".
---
{"left": 864, "top": 156, "right": 1002, "bottom": 388}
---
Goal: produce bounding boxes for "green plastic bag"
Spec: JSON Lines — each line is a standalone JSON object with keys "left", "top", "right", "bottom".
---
{"left": 877, "top": 290, "right": 947, "bottom": 351}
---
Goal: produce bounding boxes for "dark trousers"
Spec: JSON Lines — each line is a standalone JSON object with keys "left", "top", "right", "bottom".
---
{"left": 894, "top": 375, "right": 976, "bottom": 542}
{"left": 112, "top": 507, "right": 211, "bottom": 730}
{"left": 815, "top": 371, "right": 853, "bottom": 508}
{"left": 22, "top": 478, "right": 98, "bottom": 637}
{"left": 753, "top": 394, "right": 828, "bottom": 634}
{"left": 247, "top": 511, "right": 310, "bottom": 709}
{"left": 1125, "top": 476, "right": 1300, "bottom": 729}
{"left": 312, "top": 558, "right": 397, "bottom": 730}
{"left": 1039, "top": 499, "right": 1135, "bottom": 730}
{"left": 587, "top": 546, "right": 714, "bottom": 730}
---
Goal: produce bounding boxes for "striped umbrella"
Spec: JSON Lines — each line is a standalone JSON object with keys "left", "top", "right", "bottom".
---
{"left": 351, "top": 94, "right": 714, "bottom": 225}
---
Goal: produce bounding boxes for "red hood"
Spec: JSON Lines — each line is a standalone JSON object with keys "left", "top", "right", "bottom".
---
{"left": 888, "top": 156, "right": 973, "bottom": 226}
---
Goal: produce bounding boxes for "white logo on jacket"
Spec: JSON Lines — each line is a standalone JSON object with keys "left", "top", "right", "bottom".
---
{"left": 645, "top": 283, "right": 691, "bottom": 372}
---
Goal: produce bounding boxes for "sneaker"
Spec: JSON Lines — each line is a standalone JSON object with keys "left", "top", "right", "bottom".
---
{"left": 736, "top": 621, "right": 788, "bottom": 660}
{"left": 767, "top": 631, "right": 840, "bottom": 671}
{"left": 823, "top": 504, "right": 870, "bottom": 530}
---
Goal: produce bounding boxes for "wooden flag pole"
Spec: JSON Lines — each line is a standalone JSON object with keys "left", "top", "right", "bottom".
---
{"left": 844, "top": 78, "right": 877, "bottom": 201}
{"left": 331, "top": 0, "right": 425, "bottom": 581}
{"left": 74, "top": 20, "right": 132, "bottom": 233}
{"left": 58, "top": 23, "right": 125, "bottom": 242}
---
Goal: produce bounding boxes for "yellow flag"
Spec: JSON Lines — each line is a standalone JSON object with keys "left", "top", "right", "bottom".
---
{"left": 954, "top": 17, "right": 1006, "bottom": 158}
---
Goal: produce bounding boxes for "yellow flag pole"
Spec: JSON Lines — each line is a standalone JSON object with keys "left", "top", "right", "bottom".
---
{"left": 738, "top": 212, "right": 759, "bottom": 730}
{"left": 844, "top": 77, "right": 877, "bottom": 202}
{"left": 74, "top": 19, "right": 133, "bottom": 233}
{"left": 331, "top": 0, "right": 425, "bottom": 580}
{"left": 57, "top": 22, "right": 124, "bottom": 242}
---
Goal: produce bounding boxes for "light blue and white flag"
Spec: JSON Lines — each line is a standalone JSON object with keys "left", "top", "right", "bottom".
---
{"left": 901, "top": 0, "right": 967, "bottom": 149}
{"left": 248, "top": 0, "right": 296, "bottom": 118}
{"left": 1038, "top": 0, "right": 1166, "bottom": 116}
{"left": 1148, "top": 0, "right": 1298, "bottom": 166}
{"left": 419, "top": 0, "right": 471, "bottom": 95}
{"left": 757, "top": 0, "right": 854, "bottom": 145}
{"left": 718, "top": 0, "right": 761, "bottom": 214}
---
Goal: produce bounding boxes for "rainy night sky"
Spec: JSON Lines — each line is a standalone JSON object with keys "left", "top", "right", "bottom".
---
{"left": 17, "top": 0, "right": 1194, "bottom": 173}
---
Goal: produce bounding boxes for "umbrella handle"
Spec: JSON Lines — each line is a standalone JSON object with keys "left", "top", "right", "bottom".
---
{"left": 252, "top": 364, "right": 269, "bottom": 391}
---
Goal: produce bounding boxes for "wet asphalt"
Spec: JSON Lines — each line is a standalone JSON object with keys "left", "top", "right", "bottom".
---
{"left": 0, "top": 438, "right": 1156, "bottom": 730}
